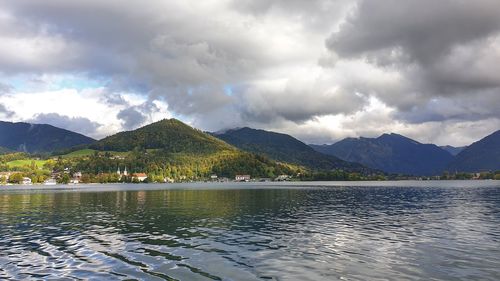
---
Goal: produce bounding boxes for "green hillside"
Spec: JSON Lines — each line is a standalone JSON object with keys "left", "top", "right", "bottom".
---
{"left": 90, "top": 119, "right": 232, "bottom": 154}
{"left": 214, "top": 127, "right": 374, "bottom": 173}
{"left": 65, "top": 119, "right": 303, "bottom": 180}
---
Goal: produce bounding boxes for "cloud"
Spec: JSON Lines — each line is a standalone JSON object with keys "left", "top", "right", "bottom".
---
{"left": 0, "top": 103, "right": 14, "bottom": 118}
{"left": 0, "top": 82, "right": 13, "bottom": 95}
{"left": 325, "top": 0, "right": 500, "bottom": 121}
{"left": 29, "top": 113, "right": 101, "bottom": 137}
{"left": 117, "top": 108, "right": 146, "bottom": 130}
{"left": 0, "top": 0, "right": 498, "bottom": 146}
{"left": 116, "top": 99, "right": 164, "bottom": 130}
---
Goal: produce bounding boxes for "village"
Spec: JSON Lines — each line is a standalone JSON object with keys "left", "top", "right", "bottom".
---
{"left": 0, "top": 165, "right": 295, "bottom": 186}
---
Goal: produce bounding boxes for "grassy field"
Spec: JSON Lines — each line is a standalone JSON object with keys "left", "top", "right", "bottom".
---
{"left": 6, "top": 159, "right": 47, "bottom": 168}
{"left": 60, "top": 149, "right": 97, "bottom": 158}
{"left": 60, "top": 149, "right": 130, "bottom": 159}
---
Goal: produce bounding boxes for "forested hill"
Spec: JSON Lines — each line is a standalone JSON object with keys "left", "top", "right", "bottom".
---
{"left": 213, "top": 127, "right": 373, "bottom": 173}
{"left": 90, "top": 119, "right": 235, "bottom": 153}
{"left": 78, "top": 119, "right": 302, "bottom": 179}
{"left": 0, "top": 121, "right": 95, "bottom": 153}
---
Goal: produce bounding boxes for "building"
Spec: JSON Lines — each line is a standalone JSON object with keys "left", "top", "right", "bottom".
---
{"left": 275, "top": 175, "right": 291, "bottom": 181}
{"left": 117, "top": 167, "right": 129, "bottom": 179}
{"left": 235, "top": 175, "right": 250, "bottom": 182}
{"left": 22, "top": 177, "right": 32, "bottom": 185}
{"left": 132, "top": 173, "right": 148, "bottom": 182}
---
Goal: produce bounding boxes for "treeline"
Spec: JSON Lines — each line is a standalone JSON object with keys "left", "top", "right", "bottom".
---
{"left": 299, "top": 170, "right": 387, "bottom": 181}
{"left": 441, "top": 171, "right": 500, "bottom": 180}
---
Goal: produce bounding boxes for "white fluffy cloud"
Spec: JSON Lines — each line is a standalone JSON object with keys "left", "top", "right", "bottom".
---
{"left": 0, "top": 0, "right": 498, "bottom": 146}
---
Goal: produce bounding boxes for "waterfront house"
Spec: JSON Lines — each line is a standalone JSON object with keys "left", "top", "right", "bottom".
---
{"left": 132, "top": 173, "right": 148, "bottom": 182}
{"left": 235, "top": 175, "right": 250, "bottom": 182}
{"left": 275, "top": 174, "right": 291, "bottom": 181}
{"left": 22, "top": 177, "right": 32, "bottom": 185}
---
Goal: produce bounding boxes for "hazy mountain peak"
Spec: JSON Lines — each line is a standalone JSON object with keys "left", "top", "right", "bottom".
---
{"left": 0, "top": 120, "right": 95, "bottom": 153}
{"left": 311, "top": 133, "right": 453, "bottom": 176}
{"left": 447, "top": 130, "right": 500, "bottom": 172}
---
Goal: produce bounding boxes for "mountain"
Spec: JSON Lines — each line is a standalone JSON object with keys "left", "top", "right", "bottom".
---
{"left": 0, "top": 121, "right": 95, "bottom": 153}
{"left": 447, "top": 130, "right": 500, "bottom": 172}
{"left": 90, "top": 118, "right": 231, "bottom": 153}
{"left": 311, "top": 133, "right": 454, "bottom": 176}
{"left": 86, "top": 119, "right": 300, "bottom": 178}
{"left": 213, "top": 127, "right": 373, "bottom": 173}
{"left": 440, "top": 145, "right": 466, "bottom": 156}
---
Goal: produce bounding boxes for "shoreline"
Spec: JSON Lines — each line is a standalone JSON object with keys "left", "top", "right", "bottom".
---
{"left": 0, "top": 180, "right": 498, "bottom": 193}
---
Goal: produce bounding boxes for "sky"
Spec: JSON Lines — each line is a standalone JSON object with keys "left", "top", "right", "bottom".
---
{"left": 0, "top": 0, "right": 499, "bottom": 146}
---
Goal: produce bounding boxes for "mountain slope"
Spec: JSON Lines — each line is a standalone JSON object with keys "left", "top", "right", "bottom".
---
{"left": 213, "top": 127, "right": 373, "bottom": 173}
{"left": 0, "top": 121, "right": 95, "bottom": 153}
{"left": 447, "top": 130, "right": 500, "bottom": 172}
{"left": 440, "top": 145, "right": 466, "bottom": 156}
{"left": 311, "top": 133, "right": 454, "bottom": 176}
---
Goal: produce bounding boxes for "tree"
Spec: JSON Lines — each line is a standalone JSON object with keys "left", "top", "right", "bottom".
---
{"left": 9, "top": 173, "right": 24, "bottom": 184}
{"left": 57, "top": 174, "right": 70, "bottom": 184}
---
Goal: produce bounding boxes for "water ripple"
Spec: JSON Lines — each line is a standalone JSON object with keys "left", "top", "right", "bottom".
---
{"left": 1, "top": 182, "right": 500, "bottom": 280}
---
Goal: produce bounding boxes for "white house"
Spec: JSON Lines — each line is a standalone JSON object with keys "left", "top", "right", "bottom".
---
{"left": 132, "top": 173, "right": 148, "bottom": 182}
{"left": 22, "top": 177, "right": 32, "bottom": 185}
{"left": 235, "top": 175, "right": 251, "bottom": 182}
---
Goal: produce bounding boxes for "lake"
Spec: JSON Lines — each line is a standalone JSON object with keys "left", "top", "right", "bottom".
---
{"left": 1, "top": 181, "right": 500, "bottom": 280}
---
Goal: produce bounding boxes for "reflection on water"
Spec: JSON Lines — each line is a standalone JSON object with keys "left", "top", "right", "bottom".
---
{"left": 1, "top": 182, "right": 500, "bottom": 280}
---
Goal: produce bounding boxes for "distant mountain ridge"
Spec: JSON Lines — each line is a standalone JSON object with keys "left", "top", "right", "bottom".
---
{"left": 0, "top": 121, "right": 95, "bottom": 153}
{"left": 213, "top": 127, "right": 374, "bottom": 173}
{"left": 447, "top": 130, "right": 500, "bottom": 172}
{"left": 440, "top": 145, "right": 466, "bottom": 156}
{"left": 311, "top": 133, "right": 454, "bottom": 176}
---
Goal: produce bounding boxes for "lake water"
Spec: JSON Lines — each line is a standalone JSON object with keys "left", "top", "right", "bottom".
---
{"left": 1, "top": 181, "right": 500, "bottom": 280}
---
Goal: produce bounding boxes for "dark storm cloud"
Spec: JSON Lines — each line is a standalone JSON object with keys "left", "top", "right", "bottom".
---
{"left": 327, "top": 0, "right": 500, "bottom": 64}
{"left": 326, "top": 0, "right": 500, "bottom": 122}
{"left": 29, "top": 113, "right": 101, "bottom": 137}
{"left": 0, "top": 0, "right": 498, "bottom": 145}
{"left": 0, "top": 0, "right": 270, "bottom": 120}
{"left": 117, "top": 108, "right": 146, "bottom": 130}
{"left": 116, "top": 100, "right": 161, "bottom": 130}
{"left": 0, "top": 0, "right": 362, "bottom": 128}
